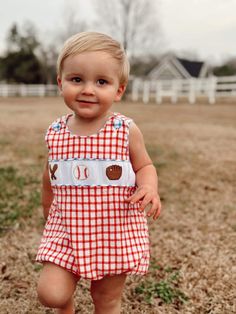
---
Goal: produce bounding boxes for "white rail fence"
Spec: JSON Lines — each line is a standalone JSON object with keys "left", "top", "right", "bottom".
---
{"left": 130, "top": 75, "right": 236, "bottom": 104}
{"left": 1, "top": 76, "right": 236, "bottom": 104}
{"left": 0, "top": 84, "right": 59, "bottom": 97}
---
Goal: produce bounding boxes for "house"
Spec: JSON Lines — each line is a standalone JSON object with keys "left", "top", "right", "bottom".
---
{"left": 147, "top": 55, "right": 209, "bottom": 80}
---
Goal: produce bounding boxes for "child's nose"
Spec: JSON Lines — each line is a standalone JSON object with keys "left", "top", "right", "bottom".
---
{"left": 81, "top": 82, "right": 95, "bottom": 95}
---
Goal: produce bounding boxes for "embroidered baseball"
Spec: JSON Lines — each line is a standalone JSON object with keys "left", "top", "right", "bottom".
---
{"left": 73, "top": 164, "right": 89, "bottom": 180}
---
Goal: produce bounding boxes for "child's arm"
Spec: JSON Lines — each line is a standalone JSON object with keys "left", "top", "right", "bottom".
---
{"left": 42, "top": 161, "right": 53, "bottom": 219}
{"left": 126, "top": 122, "right": 161, "bottom": 220}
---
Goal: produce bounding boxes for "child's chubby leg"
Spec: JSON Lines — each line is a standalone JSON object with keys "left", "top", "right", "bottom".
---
{"left": 37, "top": 262, "right": 79, "bottom": 314}
{"left": 90, "top": 273, "right": 127, "bottom": 314}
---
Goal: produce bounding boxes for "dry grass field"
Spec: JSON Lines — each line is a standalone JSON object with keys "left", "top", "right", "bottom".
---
{"left": 0, "top": 97, "right": 235, "bottom": 314}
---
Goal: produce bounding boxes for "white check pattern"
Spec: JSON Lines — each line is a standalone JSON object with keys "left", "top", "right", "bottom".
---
{"left": 36, "top": 113, "right": 150, "bottom": 280}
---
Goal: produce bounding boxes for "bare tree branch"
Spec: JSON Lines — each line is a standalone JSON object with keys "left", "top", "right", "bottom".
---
{"left": 92, "top": 0, "right": 163, "bottom": 60}
{"left": 59, "top": 4, "right": 88, "bottom": 42}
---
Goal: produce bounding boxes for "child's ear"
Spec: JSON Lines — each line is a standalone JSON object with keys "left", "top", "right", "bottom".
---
{"left": 115, "top": 85, "right": 126, "bottom": 102}
{"left": 57, "top": 76, "right": 62, "bottom": 91}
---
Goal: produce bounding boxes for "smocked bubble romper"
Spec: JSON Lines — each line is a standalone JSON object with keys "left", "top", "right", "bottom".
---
{"left": 36, "top": 112, "right": 150, "bottom": 280}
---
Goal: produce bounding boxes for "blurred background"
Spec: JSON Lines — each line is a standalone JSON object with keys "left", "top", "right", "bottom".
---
{"left": 0, "top": 0, "right": 236, "bottom": 85}
{"left": 0, "top": 1, "right": 235, "bottom": 313}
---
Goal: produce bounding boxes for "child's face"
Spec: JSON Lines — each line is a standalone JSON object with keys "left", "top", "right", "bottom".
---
{"left": 57, "top": 51, "right": 126, "bottom": 120}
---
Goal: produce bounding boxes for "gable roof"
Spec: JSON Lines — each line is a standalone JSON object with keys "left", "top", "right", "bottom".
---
{"left": 177, "top": 58, "right": 204, "bottom": 78}
{"left": 147, "top": 55, "right": 208, "bottom": 80}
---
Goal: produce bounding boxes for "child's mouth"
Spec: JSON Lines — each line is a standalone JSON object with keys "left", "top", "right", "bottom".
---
{"left": 78, "top": 100, "right": 97, "bottom": 104}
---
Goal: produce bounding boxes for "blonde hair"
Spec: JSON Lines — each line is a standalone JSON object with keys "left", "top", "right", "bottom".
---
{"left": 57, "top": 32, "right": 130, "bottom": 85}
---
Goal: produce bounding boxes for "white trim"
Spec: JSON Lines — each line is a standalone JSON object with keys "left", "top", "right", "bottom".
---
{"left": 199, "top": 63, "right": 208, "bottom": 78}
{"left": 149, "top": 62, "right": 183, "bottom": 79}
{"left": 49, "top": 159, "right": 136, "bottom": 187}
{"left": 171, "top": 58, "right": 192, "bottom": 79}
{"left": 148, "top": 56, "right": 191, "bottom": 80}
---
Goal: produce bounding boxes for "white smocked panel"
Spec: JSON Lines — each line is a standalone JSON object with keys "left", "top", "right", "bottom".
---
{"left": 48, "top": 159, "right": 136, "bottom": 187}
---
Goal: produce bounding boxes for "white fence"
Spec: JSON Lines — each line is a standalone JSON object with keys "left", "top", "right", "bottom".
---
{"left": 130, "top": 75, "right": 236, "bottom": 104}
{"left": 1, "top": 76, "right": 236, "bottom": 104}
{"left": 0, "top": 84, "right": 59, "bottom": 97}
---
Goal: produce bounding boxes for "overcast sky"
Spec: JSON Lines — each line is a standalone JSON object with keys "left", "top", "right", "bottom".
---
{"left": 0, "top": 0, "right": 236, "bottom": 65}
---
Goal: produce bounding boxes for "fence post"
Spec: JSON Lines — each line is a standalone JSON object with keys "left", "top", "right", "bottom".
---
{"left": 143, "top": 81, "right": 150, "bottom": 103}
{"left": 208, "top": 76, "right": 217, "bottom": 104}
{"left": 0, "top": 85, "right": 8, "bottom": 97}
{"left": 131, "top": 79, "right": 140, "bottom": 101}
{"left": 188, "top": 78, "right": 196, "bottom": 104}
{"left": 171, "top": 80, "right": 178, "bottom": 104}
{"left": 20, "top": 84, "right": 27, "bottom": 96}
{"left": 39, "top": 85, "right": 46, "bottom": 97}
{"left": 155, "top": 81, "right": 162, "bottom": 104}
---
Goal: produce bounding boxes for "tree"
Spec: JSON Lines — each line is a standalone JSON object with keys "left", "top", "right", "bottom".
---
{"left": 38, "top": 44, "right": 58, "bottom": 84}
{"left": 6, "top": 22, "right": 39, "bottom": 53}
{"left": 55, "top": 0, "right": 89, "bottom": 44}
{"left": 92, "top": 0, "right": 162, "bottom": 60}
{"left": 1, "top": 51, "right": 43, "bottom": 84}
{"left": 0, "top": 23, "right": 45, "bottom": 83}
{"left": 213, "top": 58, "right": 236, "bottom": 76}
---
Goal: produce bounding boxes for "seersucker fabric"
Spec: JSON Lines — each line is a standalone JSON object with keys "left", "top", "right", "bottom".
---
{"left": 36, "top": 112, "right": 150, "bottom": 280}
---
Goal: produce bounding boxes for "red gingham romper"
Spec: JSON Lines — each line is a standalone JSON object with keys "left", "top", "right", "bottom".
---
{"left": 36, "top": 112, "right": 150, "bottom": 280}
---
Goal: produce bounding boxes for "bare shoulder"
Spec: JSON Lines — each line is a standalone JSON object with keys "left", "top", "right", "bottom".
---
{"left": 129, "top": 121, "right": 144, "bottom": 142}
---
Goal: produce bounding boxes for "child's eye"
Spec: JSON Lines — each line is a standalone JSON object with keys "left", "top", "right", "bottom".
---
{"left": 71, "top": 77, "right": 81, "bottom": 83}
{"left": 97, "top": 79, "right": 107, "bottom": 86}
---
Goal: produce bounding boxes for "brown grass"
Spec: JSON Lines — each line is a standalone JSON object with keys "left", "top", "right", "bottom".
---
{"left": 0, "top": 97, "right": 235, "bottom": 313}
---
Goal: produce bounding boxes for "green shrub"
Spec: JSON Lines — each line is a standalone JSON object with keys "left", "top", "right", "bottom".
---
{"left": 135, "top": 267, "right": 188, "bottom": 305}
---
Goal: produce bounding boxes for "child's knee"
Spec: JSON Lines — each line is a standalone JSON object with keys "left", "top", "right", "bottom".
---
{"left": 91, "top": 291, "right": 120, "bottom": 309}
{"left": 37, "top": 262, "right": 77, "bottom": 308}
{"left": 37, "top": 281, "right": 71, "bottom": 308}
{"left": 90, "top": 274, "right": 126, "bottom": 308}
{"left": 90, "top": 285, "right": 122, "bottom": 308}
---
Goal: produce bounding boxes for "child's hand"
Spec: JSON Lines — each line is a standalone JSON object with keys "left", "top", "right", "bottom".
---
{"left": 126, "top": 185, "right": 161, "bottom": 220}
